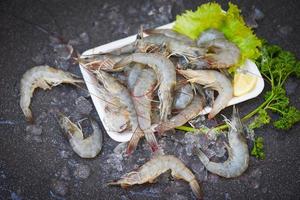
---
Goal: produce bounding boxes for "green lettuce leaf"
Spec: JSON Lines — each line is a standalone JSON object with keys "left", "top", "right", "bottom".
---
{"left": 173, "top": 2, "right": 262, "bottom": 65}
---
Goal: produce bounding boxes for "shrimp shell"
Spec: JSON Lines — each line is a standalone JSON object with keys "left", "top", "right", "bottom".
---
{"left": 178, "top": 69, "right": 233, "bottom": 119}
{"left": 57, "top": 113, "right": 103, "bottom": 158}
{"left": 20, "top": 65, "right": 83, "bottom": 122}
{"left": 195, "top": 106, "right": 249, "bottom": 178}
{"left": 114, "top": 53, "right": 176, "bottom": 122}
{"left": 108, "top": 155, "right": 203, "bottom": 199}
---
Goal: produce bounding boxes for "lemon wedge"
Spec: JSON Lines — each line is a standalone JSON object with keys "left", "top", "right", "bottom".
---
{"left": 233, "top": 72, "right": 258, "bottom": 96}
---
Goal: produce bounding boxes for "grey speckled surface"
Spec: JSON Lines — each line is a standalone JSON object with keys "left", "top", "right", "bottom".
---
{"left": 0, "top": 0, "right": 299, "bottom": 199}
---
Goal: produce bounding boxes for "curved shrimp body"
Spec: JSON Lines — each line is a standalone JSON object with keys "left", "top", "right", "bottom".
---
{"left": 197, "top": 29, "right": 240, "bottom": 68}
{"left": 172, "top": 83, "right": 194, "bottom": 111}
{"left": 195, "top": 107, "right": 249, "bottom": 178}
{"left": 131, "top": 68, "right": 158, "bottom": 151}
{"left": 20, "top": 65, "right": 83, "bottom": 122}
{"left": 114, "top": 53, "right": 176, "bottom": 122}
{"left": 143, "top": 29, "right": 196, "bottom": 46}
{"left": 95, "top": 70, "right": 145, "bottom": 154}
{"left": 156, "top": 95, "right": 205, "bottom": 134}
{"left": 57, "top": 113, "right": 103, "bottom": 158}
{"left": 108, "top": 155, "right": 203, "bottom": 199}
{"left": 178, "top": 69, "right": 233, "bottom": 119}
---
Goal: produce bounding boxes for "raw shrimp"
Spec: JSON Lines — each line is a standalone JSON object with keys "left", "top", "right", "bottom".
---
{"left": 143, "top": 29, "right": 196, "bottom": 46}
{"left": 178, "top": 69, "right": 233, "bottom": 119}
{"left": 20, "top": 65, "right": 83, "bottom": 122}
{"left": 156, "top": 95, "right": 205, "bottom": 133}
{"left": 95, "top": 70, "right": 157, "bottom": 154}
{"left": 57, "top": 113, "right": 102, "bottom": 158}
{"left": 195, "top": 106, "right": 249, "bottom": 178}
{"left": 108, "top": 155, "right": 203, "bottom": 199}
{"left": 172, "top": 83, "right": 194, "bottom": 111}
{"left": 197, "top": 29, "right": 240, "bottom": 68}
{"left": 108, "top": 34, "right": 204, "bottom": 58}
{"left": 113, "top": 53, "right": 176, "bottom": 122}
{"left": 130, "top": 67, "right": 158, "bottom": 152}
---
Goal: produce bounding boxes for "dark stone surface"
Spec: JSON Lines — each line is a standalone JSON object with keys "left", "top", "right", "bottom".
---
{"left": 0, "top": 0, "right": 299, "bottom": 199}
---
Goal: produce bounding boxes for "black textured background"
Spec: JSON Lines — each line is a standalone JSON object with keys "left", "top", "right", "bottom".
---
{"left": 0, "top": 0, "right": 299, "bottom": 199}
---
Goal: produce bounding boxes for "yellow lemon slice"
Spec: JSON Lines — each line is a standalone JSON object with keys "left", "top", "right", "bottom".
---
{"left": 233, "top": 72, "right": 258, "bottom": 96}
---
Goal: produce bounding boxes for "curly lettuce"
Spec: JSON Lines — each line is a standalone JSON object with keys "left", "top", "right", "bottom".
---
{"left": 173, "top": 2, "right": 262, "bottom": 65}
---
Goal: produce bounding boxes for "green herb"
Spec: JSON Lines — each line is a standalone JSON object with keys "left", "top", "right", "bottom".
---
{"left": 251, "top": 136, "right": 265, "bottom": 159}
{"left": 249, "top": 109, "right": 271, "bottom": 130}
{"left": 245, "top": 43, "right": 300, "bottom": 130}
{"left": 173, "top": 2, "right": 261, "bottom": 65}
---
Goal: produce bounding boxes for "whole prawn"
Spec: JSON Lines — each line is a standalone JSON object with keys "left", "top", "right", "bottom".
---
{"left": 113, "top": 53, "right": 176, "bottom": 122}
{"left": 57, "top": 113, "right": 103, "bottom": 158}
{"left": 130, "top": 67, "right": 159, "bottom": 152}
{"left": 197, "top": 29, "right": 241, "bottom": 68}
{"left": 108, "top": 155, "right": 203, "bottom": 199}
{"left": 156, "top": 95, "right": 205, "bottom": 134}
{"left": 20, "top": 65, "right": 83, "bottom": 122}
{"left": 178, "top": 69, "right": 233, "bottom": 119}
{"left": 195, "top": 106, "right": 249, "bottom": 178}
{"left": 107, "top": 33, "right": 204, "bottom": 59}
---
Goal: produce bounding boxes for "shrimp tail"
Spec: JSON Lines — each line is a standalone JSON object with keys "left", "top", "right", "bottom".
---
{"left": 189, "top": 179, "right": 204, "bottom": 200}
{"left": 207, "top": 113, "right": 214, "bottom": 119}
{"left": 144, "top": 129, "right": 159, "bottom": 152}
{"left": 194, "top": 148, "right": 210, "bottom": 166}
{"left": 22, "top": 108, "right": 34, "bottom": 123}
{"left": 154, "top": 124, "right": 164, "bottom": 135}
{"left": 106, "top": 180, "right": 129, "bottom": 189}
{"left": 143, "top": 28, "right": 158, "bottom": 35}
{"left": 106, "top": 180, "right": 121, "bottom": 186}
{"left": 126, "top": 129, "right": 143, "bottom": 154}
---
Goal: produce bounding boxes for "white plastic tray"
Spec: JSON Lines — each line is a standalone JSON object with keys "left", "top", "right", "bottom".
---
{"left": 79, "top": 22, "right": 264, "bottom": 142}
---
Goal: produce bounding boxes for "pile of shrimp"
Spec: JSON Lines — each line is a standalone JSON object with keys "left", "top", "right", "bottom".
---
{"left": 79, "top": 27, "right": 239, "bottom": 155}
{"left": 19, "top": 28, "right": 249, "bottom": 200}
